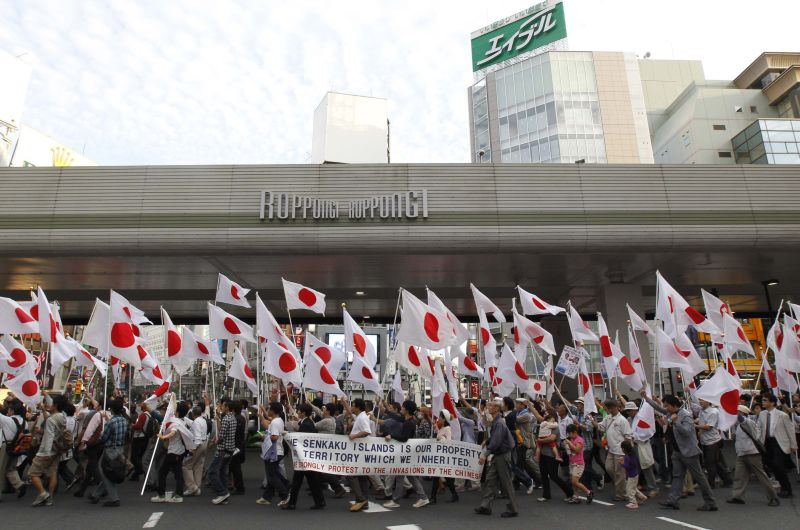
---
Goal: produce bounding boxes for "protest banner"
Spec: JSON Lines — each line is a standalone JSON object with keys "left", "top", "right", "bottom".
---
{"left": 286, "top": 433, "right": 483, "bottom": 480}
{"left": 555, "top": 345, "right": 583, "bottom": 378}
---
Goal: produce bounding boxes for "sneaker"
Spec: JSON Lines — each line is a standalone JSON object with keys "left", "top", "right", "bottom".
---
{"left": 625, "top": 503, "right": 639, "bottom": 510}
{"left": 567, "top": 496, "right": 582, "bottom": 504}
{"left": 537, "top": 497, "right": 549, "bottom": 502}
{"left": 277, "top": 496, "right": 291, "bottom": 507}
{"left": 31, "top": 492, "right": 51, "bottom": 507}
{"left": 586, "top": 491, "right": 594, "bottom": 504}
{"left": 212, "top": 493, "right": 230, "bottom": 505}
{"left": 383, "top": 500, "right": 400, "bottom": 508}
{"left": 150, "top": 496, "right": 167, "bottom": 503}
{"left": 166, "top": 496, "right": 183, "bottom": 503}
{"left": 412, "top": 498, "right": 430, "bottom": 508}
{"left": 526, "top": 484, "right": 535, "bottom": 495}
{"left": 598, "top": 476, "right": 605, "bottom": 491}
{"left": 350, "top": 500, "right": 368, "bottom": 512}
{"left": 256, "top": 498, "right": 270, "bottom": 505}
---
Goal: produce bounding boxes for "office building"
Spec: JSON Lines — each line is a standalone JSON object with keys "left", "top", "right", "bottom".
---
{"left": 311, "top": 92, "right": 389, "bottom": 164}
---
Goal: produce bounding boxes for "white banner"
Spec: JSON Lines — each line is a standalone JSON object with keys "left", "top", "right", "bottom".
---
{"left": 286, "top": 433, "right": 483, "bottom": 480}
{"left": 555, "top": 346, "right": 583, "bottom": 379}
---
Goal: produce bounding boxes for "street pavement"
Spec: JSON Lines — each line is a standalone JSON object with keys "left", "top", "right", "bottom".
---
{"left": 1, "top": 450, "right": 799, "bottom": 530}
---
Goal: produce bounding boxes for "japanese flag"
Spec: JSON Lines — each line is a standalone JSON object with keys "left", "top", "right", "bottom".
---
{"left": 83, "top": 299, "right": 110, "bottom": 357}
{"left": 162, "top": 394, "right": 196, "bottom": 451}
{"left": 181, "top": 327, "right": 224, "bottom": 365}
{"left": 775, "top": 356, "right": 800, "bottom": 394}
{"left": 305, "top": 332, "right": 346, "bottom": 377}
{"left": 627, "top": 326, "right": 648, "bottom": 391}
{"left": 627, "top": 304, "right": 651, "bottom": 337}
{"left": 396, "top": 289, "right": 454, "bottom": 350}
{"left": 632, "top": 401, "right": 656, "bottom": 442}
{"left": 343, "top": 308, "right": 377, "bottom": 366}
{"left": 427, "top": 288, "right": 470, "bottom": 345}
{"left": 393, "top": 342, "right": 435, "bottom": 380}
{"left": 766, "top": 317, "right": 784, "bottom": 354}
{"left": 567, "top": 303, "right": 599, "bottom": 343}
{"left": 3, "top": 364, "right": 41, "bottom": 408}
{"left": 36, "top": 287, "right": 58, "bottom": 343}
{"left": 49, "top": 330, "right": 77, "bottom": 375}
{"left": 577, "top": 357, "right": 597, "bottom": 414}
{"left": 597, "top": 314, "right": 620, "bottom": 377}
{"left": 0, "top": 336, "right": 35, "bottom": 376}
{"left": 517, "top": 286, "right": 564, "bottom": 316}
{"left": 282, "top": 278, "right": 326, "bottom": 315}
{"left": 68, "top": 338, "right": 107, "bottom": 378}
{"left": 762, "top": 354, "right": 778, "bottom": 393}
{"left": 722, "top": 313, "right": 755, "bottom": 357}
{"left": 488, "top": 347, "right": 515, "bottom": 397}
{"left": 144, "top": 377, "right": 172, "bottom": 408}
{"left": 303, "top": 346, "right": 344, "bottom": 397}
{"left": 716, "top": 342, "right": 741, "bottom": 385}
{"left": 656, "top": 327, "right": 706, "bottom": 377}
{"left": 694, "top": 367, "right": 741, "bottom": 431}
{"left": 544, "top": 354, "right": 555, "bottom": 401}
{"left": 108, "top": 291, "right": 142, "bottom": 369}
{"left": 0, "top": 297, "right": 39, "bottom": 334}
{"left": 229, "top": 347, "right": 258, "bottom": 395}
{"left": 701, "top": 289, "right": 732, "bottom": 332}
{"left": 777, "top": 318, "right": 800, "bottom": 372}
{"left": 432, "top": 385, "right": 461, "bottom": 442}
{"left": 613, "top": 332, "right": 642, "bottom": 392}
{"left": 256, "top": 293, "right": 300, "bottom": 357}
{"left": 160, "top": 307, "right": 183, "bottom": 362}
{"left": 513, "top": 308, "right": 557, "bottom": 358}
{"left": 478, "top": 309, "right": 498, "bottom": 363}
{"left": 348, "top": 353, "right": 382, "bottom": 395}
{"left": 216, "top": 273, "right": 251, "bottom": 308}
{"left": 456, "top": 349, "right": 484, "bottom": 379}
{"left": 264, "top": 340, "right": 302, "bottom": 386}
{"left": 497, "top": 344, "right": 530, "bottom": 395}
{"left": 392, "top": 370, "right": 405, "bottom": 403}
{"left": 470, "top": 283, "right": 505, "bottom": 323}
{"left": 656, "top": 272, "right": 719, "bottom": 337}
{"left": 208, "top": 303, "right": 256, "bottom": 344}
{"left": 527, "top": 378, "right": 547, "bottom": 397}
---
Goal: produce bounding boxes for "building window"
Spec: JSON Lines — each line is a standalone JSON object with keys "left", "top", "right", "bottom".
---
{"left": 735, "top": 106, "right": 743, "bottom": 113}
{"left": 718, "top": 151, "right": 732, "bottom": 158}
{"left": 713, "top": 124, "right": 726, "bottom": 131}
{"left": 750, "top": 106, "right": 758, "bottom": 113}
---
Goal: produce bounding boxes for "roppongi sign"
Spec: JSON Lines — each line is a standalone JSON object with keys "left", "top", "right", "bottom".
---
{"left": 259, "top": 189, "right": 428, "bottom": 221}
{"left": 471, "top": 1, "right": 567, "bottom": 73}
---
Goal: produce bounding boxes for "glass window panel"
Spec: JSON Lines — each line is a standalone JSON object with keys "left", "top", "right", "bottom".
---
{"left": 520, "top": 144, "right": 531, "bottom": 163}
{"left": 495, "top": 78, "right": 506, "bottom": 111}
{"left": 499, "top": 117, "right": 509, "bottom": 140}
{"left": 766, "top": 120, "right": 792, "bottom": 131}
{"left": 773, "top": 153, "right": 800, "bottom": 163}
{"left": 530, "top": 143, "right": 540, "bottom": 163}
{"left": 514, "top": 73, "right": 525, "bottom": 108}
{"left": 509, "top": 114, "right": 518, "bottom": 138}
{"left": 744, "top": 121, "right": 761, "bottom": 139}
{"left": 524, "top": 69, "right": 535, "bottom": 104}
{"left": 550, "top": 140, "right": 560, "bottom": 160}
{"left": 542, "top": 63, "right": 553, "bottom": 94}
{"left": 767, "top": 131, "right": 795, "bottom": 142}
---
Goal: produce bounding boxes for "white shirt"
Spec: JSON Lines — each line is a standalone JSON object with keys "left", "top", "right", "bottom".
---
{"left": 189, "top": 417, "right": 208, "bottom": 445}
{"left": 558, "top": 415, "right": 571, "bottom": 440}
{"left": 352, "top": 411, "right": 371, "bottom": 436}
{"left": 0, "top": 414, "right": 21, "bottom": 445}
{"left": 269, "top": 417, "right": 285, "bottom": 456}
{"left": 601, "top": 412, "right": 632, "bottom": 455}
{"left": 698, "top": 407, "right": 722, "bottom": 445}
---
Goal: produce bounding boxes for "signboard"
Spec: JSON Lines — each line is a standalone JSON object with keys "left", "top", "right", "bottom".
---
{"left": 260, "top": 189, "right": 428, "bottom": 221}
{"left": 287, "top": 433, "right": 483, "bottom": 480}
{"left": 554, "top": 345, "right": 582, "bottom": 379}
{"left": 471, "top": 1, "right": 567, "bottom": 74}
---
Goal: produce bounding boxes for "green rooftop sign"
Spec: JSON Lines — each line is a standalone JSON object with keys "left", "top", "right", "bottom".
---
{"left": 471, "top": 2, "right": 567, "bottom": 72}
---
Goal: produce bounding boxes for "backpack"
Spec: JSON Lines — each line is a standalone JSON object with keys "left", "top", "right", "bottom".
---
{"left": 52, "top": 416, "right": 74, "bottom": 455}
{"left": 101, "top": 453, "right": 127, "bottom": 484}
{"left": 143, "top": 413, "right": 160, "bottom": 438}
{"left": 5, "top": 418, "right": 32, "bottom": 456}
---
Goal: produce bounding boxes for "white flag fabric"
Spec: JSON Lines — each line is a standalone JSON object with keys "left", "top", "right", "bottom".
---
{"left": 567, "top": 304, "right": 599, "bottom": 343}
{"left": 109, "top": 290, "right": 143, "bottom": 369}
{"left": 427, "top": 288, "right": 470, "bottom": 345}
{"left": 0, "top": 336, "right": 35, "bottom": 376}
{"left": 613, "top": 332, "right": 642, "bottom": 391}
{"left": 721, "top": 314, "right": 755, "bottom": 357}
{"left": 527, "top": 378, "right": 547, "bottom": 397}
{"left": 716, "top": 342, "right": 741, "bottom": 385}
{"left": 632, "top": 401, "right": 656, "bottom": 442}
{"left": 343, "top": 308, "right": 377, "bottom": 366}
{"left": 577, "top": 357, "right": 597, "bottom": 414}
{"left": 766, "top": 317, "right": 784, "bottom": 354}
{"left": 655, "top": 327, "right": 706, "bottom": 377}
{"left": 775, "top": 357, "right": 800, "bottom": 394}
{"left": 229, "top": 347, "right": 258, "bottom": 395}
{"left": 694, "top": 367, "right": 740, "bottom": 431}
{"left": 160, "top": 394, "right": 196, "bottom": 451}
{"left": 393, "top": 341, "right": 435, "bottom": 380}
{"left": 456, "top": 349, "right": 484, "bottom": 379}
{"left": 66, "top": 338, "right": 108, "bottom": 378}
{"left": 392, "top": 370, "right": 405, "bottom": 403}
{"left": 161, "top": 307, "right": 183, "bottom": 362}
{"left": 282, "top": 278, "right": 326, "bottom": 314}
{"left": 656, "top": 272, "right": 720, "bottom": 337}
{"left": 544, "top": 354, "right": 555, "bottom": 401}
{"left": 776, "top": 318, "right": 800, "bottom": 372}
{"left": 0, "top": 297, "right": 39, "bottom": 335}
{"left": 303, "top": 347, "right": 344, "bottom": 397}
{"left": 256, "top": 293, "right": 300, "bottom": 357}
{"left": 305, "top": 333, "right": 346, "bottom": 377}
{"left": 701, "top": 289, "right": 732, "bottom": 332}
{"left": 627, "top": 326, "right": 648, "bottom": 390}
{"left": 497, "top": 344, "right": 531, "bottom": 395}
{"left": 517, "top": 286, "right": 564, "bottom": 316}
{"left": 180, "top": 327, "right": 224, "bottom": 365}
{"left": 470, "top": 283, "right": 506, "bottom": 323}
{"left": 478, "top": 309, "right": 498, "bottom": 362}
{"left": 36, "top": 287, "right": 58, "bottom": 343}
{"left": 208, "top": 303, "right": 256, "bottom": 343}
{"left": 139, "top": 358, "right": 166, "bottom": 386}
{"left": 143, "top": 378, "right": 172, "bottom": 408}
{"left": 83, "top": 299, "right": 110, "bottom": 357}
{"left": 216, "top": 273, "right": 251, "bottom": 308}
{"left": 3, "top": 364, "right": 41, "bottom": 408}
{"left": 656, "top": 271, "right": 678, "bottom": 337}
{"left": 348, "top": 353, "right": 382, "bottom": 395}
{"left": 627, "top": 304, "right": 651, "bottom": 336}
{"left": 513, "top": 309, "right": 556, "bottom": 357}
{"left": 762, "top": 354, "right": 778, "bottom": 393}
{"left": 598, "top": 314, "right": 620, "bottom": 378}
{"left": 396, "top": 289, "right": 455, "bottom": 350}
{"left": 264, "top": 341, "right": 303, "bottom": 386}
{"left": 49, "top": 330, "right": 77, "bottom": 375}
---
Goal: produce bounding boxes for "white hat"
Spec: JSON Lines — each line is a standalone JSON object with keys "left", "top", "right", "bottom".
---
{"left": 737, "top": 405, "right": 751, "bottom": 415}
{"left": 574, "top": 397, "right": 584, "bottom": 404}
{"left": 440, "top": 410, "right": 452, "bottom": 423}
{"left": 515, "top": 397, "right": 527, "bottom": 403}
{"left": 623, "top": 401, "right": 638, "bottom": 411}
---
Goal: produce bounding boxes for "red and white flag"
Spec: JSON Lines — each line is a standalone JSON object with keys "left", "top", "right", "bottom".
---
{"left": 470, "top": 283, "right": 506, "bottom": 323}
{"left": 598, "top": 314, "right": 620, "bottom": 377}
{"left": 478, "top": 309, "right": 498, "bottom": 360}
{"left": 208, "top": 303, "right": 255, "bottom": 343}
{"left": 216, "top": 273, "right": 251, "bottom": 308}
{"left": 143, "top": 377, "right": 172, "bottom": 408}
{"left": 161, "top": 393, "right": 195, "bottom": 450}
{"left": 3, "top": 364, "right": 41, "bottom": 408}
{"left": 303, "top": 346, "right": 344, "bottom": 397}
{"left": 497, "top": 344, "right": 531, "bottom": 395}
{"left": 544, "top": 354, "right": 555, "bottom": 401}
{"left": 577, "top": 357, "right": 597, "bottom": 414}
{"left": 766, "top": 317, "right": 784, "bottom": 354}
{"left": 627, "top": 326, "right": 648, "bottom": 391}
{"left": 83, "top": 299, "right": 110, "bottom": 357}
{"left": 775, "top": 355, "right": 800, "bottom": 394}
{"left": 777, "top": 318, "right": 800, "bottom": 373}
{"left": 161, "top": 307, "right": 183, "bottom": 362}
{"left": 632, "top": 401, "right": 656, "bottom": 442}
{"left": 180, "top": 327, "right": 224, "bottom": 365}
{"left": 567, "top": 304, "right": 598, "bottom": 343}
{"left": 36, "top": 287, "right": 58, "bottom": 343}
{"left": 432, "top": 384, "right": 461, "bottom": 442}
{"left": 343, "top": 308, "right": 377, "bottom": 366}
{"left": 109, "top": 291, "right": 143, "bottom": 369}
{"left": 762, "top": 354, "right": 778, "bottom": 393}
{"left": 68, "top": 339, "right": 107, "bottom": 378}
{"left": 427, "top": 288, "right": 470, "bottom": 345}
{"left": 264, "top": 341, "right": 302, "bottom": 386}
{"left": 701, "top": 289, "right": 732, "bottom": 332}
{"left": 394, "top": 342, "right": 435, "bottom": 380}
{"left": 517, "top": 286, "right": 564, "bottom": 316}
{"left": 49, "top": 330, "right": 77, "bottom": 375}
{"left": 716, "top": 341, "right": 741, "bottom": 385}
{"left": 456, "top": 349, "right": 484, "bottom": 379}
{"left": 627, "top": 304, "right": 651, "bottom": 336}
{"left": 305, "top": 333, "right": 346, "bottom": 378}
{"left": 656, "top": 327, "right": 706, "bottom": 377}
{"left": 282, "top": 278, "right": 326, "bottom": 315}
{"left": 612, "top": 331, "right": 642, "bottom": 391}
{"left": 656, "top": 272, "right": 719, "bottom": 337}
{"left": 392, "top": 370, "right": 405, "bottom": 403}
{"left": 0, "top": 336, "right": 35, "bottom": 376}
{"left": 255, "top": 293, "right": 300, "bottom": 357}
{"left": 348, "top": 353, "right": 382, "bottom": 395}
{"left": 513, "top": 309, "right": 556, "bottom": 357}
{"left": 694, "top": 367, "right": 740, "bottom": 431}
{"left": 229, "top": 347, "right": 258, "bottom": 395}
{"left": 722, "top": 314, "right": 755, "bottom": 357}
{"left": 0, "top": 297, "right": 39, "bottom": 335}
{"left": 396, "top": 289, "right": 455, "bottom": 350}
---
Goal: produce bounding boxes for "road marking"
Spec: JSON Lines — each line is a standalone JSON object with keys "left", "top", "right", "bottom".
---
{"left": 349, "top": 500, "right": 392, "bottom": 513}
{"left": 143, "top": 512, "right": 163, "bottom": 528}
{"left": 387, "top": 526, "right": 422, "bottom": 530}
{"left": 576, "top": 496, "right": 614, "bottom": 506}
{"left": 656, "top": 516, "right": 710, "bottom": 530}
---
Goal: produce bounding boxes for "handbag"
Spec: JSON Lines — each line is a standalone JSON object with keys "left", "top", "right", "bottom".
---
{"left": 739, "top": 420, "right": 767, "bottom": 455}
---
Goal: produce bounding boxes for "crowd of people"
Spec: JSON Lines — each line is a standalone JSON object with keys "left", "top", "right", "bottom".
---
{"left": 0, "top": 385, "right": 798, "bottom": 518}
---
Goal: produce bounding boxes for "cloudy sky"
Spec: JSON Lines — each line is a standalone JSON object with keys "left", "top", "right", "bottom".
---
{"left": 2, "top": 0, "right": 798, "bottom": 165}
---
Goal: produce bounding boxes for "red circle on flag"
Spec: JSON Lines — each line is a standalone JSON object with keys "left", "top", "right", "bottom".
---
{"left": 464, "top": 356, "right": 478, "bottom": 371}
{"left": 636, "top": 419, "right": 651, "bottom": 429}
{"left": 353, "top": 334, "right": 367, "bottom": 356}
{"left": 137, "top": 345, "right": 148, "bottom": 360}
{"left": 21, "top": 380, "right": 38, "bottom": 396}
{"left": 533, "top": 297, "right": 547, "bottom": 311}
{"left": 231, "top": 285, "right": 241, "bottom": 300}
{"left": 132, "top": 324, "right": 140, "bottom": 337}
{"left": 737, "top": 327, "right": 747, "bottom": 342}
{"left": 319, "top": 365, "right": 335, "bottom": 385}
{"left": 167, "top": 330, "right": 181, "bottom": 356}
{"left": 513, "top": 327, "right": 519, "bottom": 344}
{"left": 278, "top": 352, "right": 296, "bottom": 373}
{"left": 685, "top": 307, "right": 705, "bottom": 325}
{"left": 579, "top": 373, "right": 590, "bottom": 394}
{"left": 720, "top": 389, "right": 740, "bottom": 415}
{"left": 123, "top": 307, "right": 132, "bottom": 319}
{"left": 152, "top": 366, "right": 163, "bottom": 380}
{"left": 423, "top": 313, "right": 440, "bottom": 343}
{"left": 223, "top": 317, "right": 241, "bottom": 335}
{"left": 244, "top": 364, "right": 254, "bottom": 379}
{"left": 361, "top": 366, "right": 373, "bottom": 380}
{"left": 315, "top": 347, "right": 332, "bottom": 363}
{"left": 533, "top": 381, "right": 542, "bottom": 392}
{"left": 407, "top": 346, "right": 421, "bottom": 367}
{"left": 600, "top": 337, "right": 613, "bottom": 358}
{"left": 514, "top": 362, "right": 528, "bottom": 380}
{"left": 9, "top": 348, "right": 26, "bottom": 368}
{"left": 14, "top": 308, "right": 34, "bottom": 324}
{"left": 298, "top": 288, "right": 317, "bottom": 307}
{"left": 154, "top": 381, "right": 169, "bottom": 396}
{"left": 110, "top": 356, "right": 119, "bottom": 366}
{"left": 110, "top": 323, "right": 135, "bottom": 348}
{"left": 29, "top": 305, "right": 39, "bottom": 321}
{"left": 197, "top": 342, "right": 209, "bottom": 355}
{"left": 481, "top": 327, "right": 490, "bottom": 346}
{"left": 427, "top": 357, "right": 436, "bottom": 375}
{"left": 619, "top": 357, "right": 636, "bottom": 376}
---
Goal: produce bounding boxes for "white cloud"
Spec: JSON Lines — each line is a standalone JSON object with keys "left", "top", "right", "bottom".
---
{"left": 1, "top": 0, "right": 798, "bottom": 165}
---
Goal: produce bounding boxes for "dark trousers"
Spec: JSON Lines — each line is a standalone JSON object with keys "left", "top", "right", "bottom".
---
{"left": 479, "top": 452, "right": 518, "bottom": 513}
{"left": 580, "top": 449, "right": 603, "bottom": 489}
{"left": 261, "top": 456, "right": 289, "bottom": 500}
{"left": 208, "top": 452, "right": 231, "bottom": 497}
{"left": 765, "top": 438, "right": 792, "bottom": 494}
{"left": 702, "top": 441, "right": 731, "bottom": 486}
{"left": 667, "top": 453, "right": 715, "bottom": 506}
{"left": 288, "top": 471, "right": 324, "bottom": 507}
{"left": 157, "top": 453, "right": 184, "bottom": 497}
{"left": 130, "top": 437, "right": 148, "bottom": 477}
{"left": 229, "top": 452, "right": 245, "bottom": 492}
{"left": 540, "top": 454, "right": 573, "bottom": 500}
{"left": 348, "top": 475, "right": 371, "bottom": 502}
{"left": 77, "top": 445, "right": 102, "bottom": 494}
{"left": 510, "top": 446, "right": 532, "bottom": 488}
{"left": 430, "top": 476, "right": 456, "bottom": 500}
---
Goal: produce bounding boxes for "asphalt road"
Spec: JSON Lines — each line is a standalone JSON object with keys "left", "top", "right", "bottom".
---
{"left": 2, "top": 451, "right": 799, "bottom": 530}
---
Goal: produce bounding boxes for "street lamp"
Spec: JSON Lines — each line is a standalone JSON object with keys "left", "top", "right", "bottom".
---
{"left": 762, "top": 279, "right": 779, "bottom": 314}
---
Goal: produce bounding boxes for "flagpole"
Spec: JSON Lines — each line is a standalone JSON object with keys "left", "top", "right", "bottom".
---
{"left": 140, "top": 397, "right": 169, "bottom": 496}
{"left": 379, "top": 288, "right": 403, "bottom": 391}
